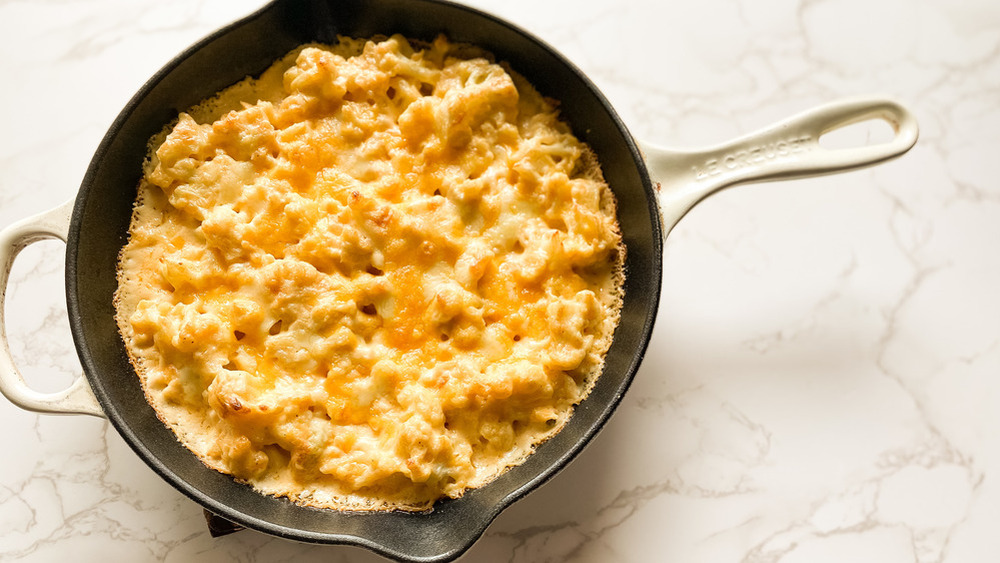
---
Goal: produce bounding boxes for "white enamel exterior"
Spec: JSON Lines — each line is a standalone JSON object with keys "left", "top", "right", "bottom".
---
{"left": 0, "top": 199, "right": 104, "bottom": 417}
{"left": 644, "top": 97, "right": 919, "bottom": 235}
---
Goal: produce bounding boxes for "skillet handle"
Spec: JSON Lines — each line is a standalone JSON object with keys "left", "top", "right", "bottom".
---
{"left": 0, "top": 200, "right": 104, "bottom": 417}
{"left": 641, "top": 96, "right": 919, "bottom": 235}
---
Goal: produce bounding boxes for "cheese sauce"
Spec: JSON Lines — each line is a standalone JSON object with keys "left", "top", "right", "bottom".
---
{"left": 115, "top": 35, "right": 624, "bottom": 511}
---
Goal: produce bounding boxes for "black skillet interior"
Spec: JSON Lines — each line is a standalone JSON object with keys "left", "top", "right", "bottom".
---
{"left": 65, "top": 0, "right": 662, "bottom": 560}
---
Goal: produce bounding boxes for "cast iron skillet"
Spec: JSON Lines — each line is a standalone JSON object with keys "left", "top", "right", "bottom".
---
{"left": 0, "top": 0, "right": 917, "bottom": 561}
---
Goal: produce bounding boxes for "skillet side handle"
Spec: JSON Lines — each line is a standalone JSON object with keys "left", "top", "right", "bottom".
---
{"left": 642, "top": 96, "right": 919, "bottom": 235}
{"left": 0, "top": 200, "right": 105, "bottom": 417}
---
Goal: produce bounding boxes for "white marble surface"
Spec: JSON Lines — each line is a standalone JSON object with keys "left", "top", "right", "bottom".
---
{"left": 1, "top": 0, "right": 997, "bottom": 561}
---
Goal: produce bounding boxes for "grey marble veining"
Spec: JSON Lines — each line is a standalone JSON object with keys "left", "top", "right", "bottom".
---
{"left": 1, "top": 0, "right": 996, "bottom": 561}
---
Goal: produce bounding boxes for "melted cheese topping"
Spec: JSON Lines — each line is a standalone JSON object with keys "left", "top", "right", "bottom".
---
{"left": 115, "top": 35, "right": 624, "bottom": 511}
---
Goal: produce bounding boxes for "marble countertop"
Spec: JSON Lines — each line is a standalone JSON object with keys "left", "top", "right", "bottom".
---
{"left": 1, "top": 0, "right": 997, "bottom": 561}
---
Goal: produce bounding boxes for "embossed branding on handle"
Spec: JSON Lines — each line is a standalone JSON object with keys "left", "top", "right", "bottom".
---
{"left": 693, "top": 135, "right": 813, "bottom": 179}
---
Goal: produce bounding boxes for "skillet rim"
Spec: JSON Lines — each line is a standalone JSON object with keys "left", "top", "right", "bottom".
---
{"left": 64, "top": 0, "right": 663, "bottom": 560}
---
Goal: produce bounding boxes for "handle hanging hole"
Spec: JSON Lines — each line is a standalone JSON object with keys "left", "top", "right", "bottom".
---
{"left": 819, "top": 118, "right": 896, "bottom": 150}
{"left": 5, "top": 238, "right": 75, "bottom": 394}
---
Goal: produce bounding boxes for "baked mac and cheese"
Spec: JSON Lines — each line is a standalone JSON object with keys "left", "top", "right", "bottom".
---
{"left": 115, "top": 35, "right": 624, "bottom": 511}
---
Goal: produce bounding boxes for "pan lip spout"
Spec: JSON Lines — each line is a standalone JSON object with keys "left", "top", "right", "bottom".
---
{"left": 63, "top": 0, "right": 660, "bottom": 561}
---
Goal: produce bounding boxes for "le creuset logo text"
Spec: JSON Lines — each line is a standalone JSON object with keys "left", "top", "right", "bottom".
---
{"left": 693, "top": 135, "right": 812, "bottom": 179}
